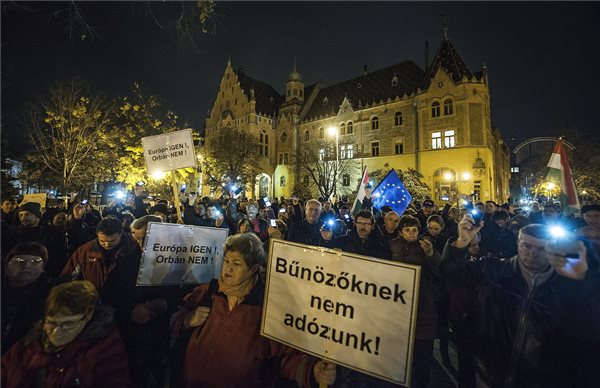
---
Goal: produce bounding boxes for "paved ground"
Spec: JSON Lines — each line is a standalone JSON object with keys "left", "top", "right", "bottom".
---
{"left": 428, "top": 339, "right": 459, "bottom": 388}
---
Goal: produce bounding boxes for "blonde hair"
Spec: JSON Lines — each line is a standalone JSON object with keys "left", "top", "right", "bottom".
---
{"left": 45, "top": 281, "right": 98, "bottom": 317}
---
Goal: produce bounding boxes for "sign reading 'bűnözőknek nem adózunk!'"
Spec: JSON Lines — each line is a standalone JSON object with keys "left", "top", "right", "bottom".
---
{"left": 141, "top": 128, "right": 196, "bottom": 174}
{"left": 137, "top": 223, "right": 229, "bottom": 286}
{"left": 261, "top": 239, "right": 421, "bottom": 387}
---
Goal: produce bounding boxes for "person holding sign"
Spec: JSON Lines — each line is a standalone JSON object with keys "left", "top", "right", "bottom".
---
{"left": 170, "top": 233, "right": 336, "bottom": 388}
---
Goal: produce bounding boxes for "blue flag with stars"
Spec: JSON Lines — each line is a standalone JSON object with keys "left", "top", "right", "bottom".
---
{"left": 371, "top": 169, "right": 412, "bottom": 215}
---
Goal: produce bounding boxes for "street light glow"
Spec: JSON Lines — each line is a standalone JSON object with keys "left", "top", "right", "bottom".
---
{"left": 462, "top": 172, "right": 471, "bottom": 181}
{"left": 327, "top": 126, "right": 338, "bottom": 137}
{"left": 546, "top": 182, "right": 556, "bottom": 190}
{"left": 151, "top": 170, "right": 167, "bottom": 180}
{"left": 444, "top": 172, "right": 453, "bottom": 181}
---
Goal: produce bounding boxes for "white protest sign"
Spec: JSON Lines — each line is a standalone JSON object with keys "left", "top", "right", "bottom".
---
{"left": 261, "top": 240, "right": 420, "bottom": 386}
{"left": 137, "top": 223, "right": 229, "bottom": 286}
{"left": 20, "top": 193, "right": 48, "bottom": 209}
{"left": 142, "top": 128, "right": 196, "bottom": 174}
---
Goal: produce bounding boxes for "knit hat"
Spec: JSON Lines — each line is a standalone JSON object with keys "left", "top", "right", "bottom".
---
{"left": 150, "top": 203, "right": 170, "bottom": 218}
{"left": 19, "top": 202, "right": 42, "bottom": 219}
{"left": 422, "top": 200, "right": 435, "bottom": 207}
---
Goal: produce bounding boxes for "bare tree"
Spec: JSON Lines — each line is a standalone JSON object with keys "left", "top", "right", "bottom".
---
{"left": 201, "top": 127, "right": 259, "bottom": 194}
{"left": 24, "top": 79, "right": 114, "bottom": 197}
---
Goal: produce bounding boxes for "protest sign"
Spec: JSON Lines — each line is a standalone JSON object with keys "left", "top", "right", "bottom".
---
{"left": 142, "top": 128, "right": 196, "bottom": 174}
{"left": 20, "top": 193, "right": 47, "bottom": 209}
{"left": 261, "top": 240, "right": 420, "bottom": 386}
{"left": 137, "top": 223, "right": 229, "bottom": 286}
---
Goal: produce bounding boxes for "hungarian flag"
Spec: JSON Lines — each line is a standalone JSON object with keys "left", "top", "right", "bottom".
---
{"left": 351, "top": 167, "right": 370, "bottom": 215}
{"left": 545, "top": 138, "right": 580, "bottom": 215}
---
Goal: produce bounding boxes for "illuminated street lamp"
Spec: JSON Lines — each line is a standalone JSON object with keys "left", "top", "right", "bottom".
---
{"left": 151, "top": 170, "right": 167, "bottom": 180}
{"left": 444, "top": 171, "right": 472, "bottom": 206}
{"left": 327, "top": 126, "right": 339, "bottom": 197}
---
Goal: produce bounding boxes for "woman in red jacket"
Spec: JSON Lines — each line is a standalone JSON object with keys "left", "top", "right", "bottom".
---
{"left": 1, "top": 280, "right": 129, "bottom": 387}
{"left": 171, "top": 232, "right": 336, "bottom": 388}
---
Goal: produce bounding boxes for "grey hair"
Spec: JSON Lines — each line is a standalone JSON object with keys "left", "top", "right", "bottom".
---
{"left": 223, "top": 232, "right": 266, "bottom": 268}
{"left": 131, "top": 215, "right": 163, "bottom": 230}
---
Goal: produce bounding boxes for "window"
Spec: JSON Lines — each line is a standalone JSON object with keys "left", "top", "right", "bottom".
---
{"left": 280, "top": 131, "right": 288, "bottom": 143}
{"left": 347, "top": 121, "right": 353, "bottom": 134}
{"left": 347, "top": 144, "right": 354, "bottom": 159}
{"left": 431, "top": 101, "right": 441, "bottom": 118}
{"left": 280, "top": 176, "right": 286, "bottom": 187}
{"left": 473, "top": 180, "right": 481, "bottom": 201}
{"left": 278, "top": 152, "right": 289, "bottom": 165}
{"left": 395, "top": 140, "right": 404, "bottom": 154}
{"left": 319, "top": 127, "right": 324, "bottom": 139}
{"left": 319, "top": 148, "right": 325, "bottom": 161}
{"left": 300, "top": 90, "right": 303, "bottom": 97}
{"left": 432, "top": 132, "right": 442, "bottom": 149}
{"left": 259, "top": 132, "right": 269, "bottom": 156}
{"left": 342, "top": 174, "right": 350, "bottom": 186}
{"left": 443, "top": 99, "right": 454, "bottom": 115}
{"left": 371, "top": 141, "right": 380, "bottom": 157}
{"left": 444, "top": 130, "right": 456, "bottom": 148}
{"left": 394, "top": 112, "right": 403, "bottom": 126}
{"left": 304, "top": 130, "right": 310, "bottom": 142}
{"left": 340, "top": 145, "right": 346, "bottom": 159}
{"left": 371, "top": 116, "right": 379, "bottom": 130}
{"left": 511, "top": 167, "right": 520, "bottom": 173}
{"left": 340, "top": 123, "right": 346, "bottom": 135}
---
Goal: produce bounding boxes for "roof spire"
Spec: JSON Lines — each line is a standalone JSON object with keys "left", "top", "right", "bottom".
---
{"left": 441, "top": 14, "right": 448, "bottom": 39}
{"left": 293, "top": 53, "right": 297, "bottom": 73}
{"left": 227, "top": 56, "right": 231, "bottom": 66}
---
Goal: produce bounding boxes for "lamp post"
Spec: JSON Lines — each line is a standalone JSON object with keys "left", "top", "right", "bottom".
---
{"left": 327, "top": 126, "right": 339, "bottom": 198}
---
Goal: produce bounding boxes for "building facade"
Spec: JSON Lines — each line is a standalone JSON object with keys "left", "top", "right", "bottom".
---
{"left": 203, "top": 35, "right": 510, "bottom": 205}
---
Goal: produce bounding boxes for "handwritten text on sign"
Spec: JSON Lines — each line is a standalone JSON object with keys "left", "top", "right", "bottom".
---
{"left": 261, "top": 240, "right": 420, "bottom": 386}
{"left": 137, "top": 223, "right": 229, "bottom": 286}
{"left": 141, "top": 128, "right": 196, "bottom": 173}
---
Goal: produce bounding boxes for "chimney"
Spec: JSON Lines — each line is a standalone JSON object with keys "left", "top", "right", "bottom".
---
{"left": 363, "top": 64, "right": 368, "bottom": 75}
{"left": 424, "top": 41, "right": 430, "bottom": 73}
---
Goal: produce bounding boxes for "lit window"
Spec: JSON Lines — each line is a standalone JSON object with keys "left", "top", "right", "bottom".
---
{"left": 340, "top": 123, "right": 346, "bottom": 135}
{"left": 319, "top": 149, "right": 325, "bottom": 161}
{"left": 371, "top": 141, "right": 380, "bottom": 157}
{"left": 443, "top": 99, "right": 454, "bottom": 115}
{"left": 259, "top": 131, "right": 268, "bottom": 156}
{"left": 394, "top": 112, "right": 403, "bottom": 126}
{"left": 444, "top": 130, "right": 455, "bottom": 148}
{"left": 432, "top": 132, "right": 442, "bottom": 149}
{"left": 511, "top": 167, "right": 520, "bottom": 173}
{"left": 280, "top": 176, "right": 286, "bottom": 187}
{"left": 340, "top": 145, "right": 346, "bottom": 159}
{"left": 342, "top": 174, "right": 350, "bottom": 186}
{"left": 259, "top": 133, "right": 264, "bottom": 156}
{"left": 319, "top": 127, "right": 324, "bottom": 139}
{"left": 347, "top": 121, "right": 353, "bottom": 134}
{"left": 304, "top": 130, "right": 310, "bottom": 142}
{"left": 371, "top": 116, "right": 379, "bottom": 130}
{"left": 431, "top": 102, "right": 440, "bottom": 118}
{"left": 278, "top": 153, "right": 283, "bottom": 165}
{"left": 347, "top": 144, "right": 354, "bottom": 158}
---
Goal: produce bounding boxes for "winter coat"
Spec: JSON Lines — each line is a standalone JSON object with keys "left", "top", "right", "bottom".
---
{"left": 1, "top": 306, "right": 129, "bottom": 388}
{"left": 329, "top": 229, "right": 391, "bottom": 260}
{"left": 388, "top": 237, "right": 442, "bottom": 340}
{"left": 440, "top": 240, "right": 600, "bottom": 388}
{"left": 171, "top": 279, "right": 317, "bottom": 388}
{"left": 1, "top": 272, "right": 53, "bottom": 354}
{"left": 288, "top": 219, "right": 326, "bottom": 247}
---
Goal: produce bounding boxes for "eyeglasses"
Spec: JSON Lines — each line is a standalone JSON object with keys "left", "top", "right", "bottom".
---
{"left": 44, "top": 315, "right": 87, "bottom": 331}
{"left": 9, "top": 257, "right": 44, "bottom": 266}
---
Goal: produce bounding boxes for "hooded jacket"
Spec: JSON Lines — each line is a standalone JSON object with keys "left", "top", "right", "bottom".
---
{"left": 440, "top": 240, "right": 600, "bottom": 388}
{"left": 1, "top": 306, "right": 129, "bottom": 388}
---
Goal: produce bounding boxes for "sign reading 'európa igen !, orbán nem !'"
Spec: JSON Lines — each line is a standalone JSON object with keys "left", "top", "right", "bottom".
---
{"left": 141, "top": 128, "right": 196, "bottom": 174}
{"left": 261, "top": 239, "right": 420, "bottom": 387}
{"left": 137, "top": 223, "right": 229, "bottom": 286}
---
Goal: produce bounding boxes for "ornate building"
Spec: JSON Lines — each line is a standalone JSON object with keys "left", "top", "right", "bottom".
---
{"left": 203, "top": 34, "right": 510, "bottom": 205}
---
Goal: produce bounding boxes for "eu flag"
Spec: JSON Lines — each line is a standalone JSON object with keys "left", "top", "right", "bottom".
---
{"left": 371, "top": 169, "right": 412, "bottom": 215}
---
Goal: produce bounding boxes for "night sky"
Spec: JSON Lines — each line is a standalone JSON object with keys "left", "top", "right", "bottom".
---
{"left": 2, "top": 1, "right": 599, "bottom": 157}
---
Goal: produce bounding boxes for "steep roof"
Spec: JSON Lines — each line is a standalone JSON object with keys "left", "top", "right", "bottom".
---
{"left": 423, "top": 38, "right": 474, "bottom": 88}
{"left": 304, "top": 61, "right": 424, "bottom": 121}
{"left": 235, "top": 69, "right": 281, "bottom": 117}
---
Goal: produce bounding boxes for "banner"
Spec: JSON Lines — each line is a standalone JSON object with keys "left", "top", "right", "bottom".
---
{"left": 137, "top": 223, "right": 229, "bottom": 286}
{"left": 142, "top": 128, "right": 196, "bottom": 174}
{"left": 20, "top": 193, "right": 48, "bottom": 209}
{"left": 261, "top": 240, "right": 420, "bottom": 386}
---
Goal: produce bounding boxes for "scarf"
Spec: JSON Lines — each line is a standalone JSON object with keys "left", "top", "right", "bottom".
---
{"left": 218, "top": 271, "right": 258, "bottom": 310}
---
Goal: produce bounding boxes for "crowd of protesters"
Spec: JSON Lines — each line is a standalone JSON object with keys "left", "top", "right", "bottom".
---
{"left": 1, "top": 185, "right": 599, "bottom": 388}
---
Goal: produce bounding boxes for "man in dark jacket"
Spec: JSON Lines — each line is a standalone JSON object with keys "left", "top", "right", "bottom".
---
{"left": 415, "top": 200, "right": 436, "bottom": 231}
{"left": 441, "top": 217, "right": 600, "bottom": 388}
{"left": 288, "top": 199, "right": 327, "bottom": 247}
{"left": 325, "top": 210, "right": 390, "bottom": 259}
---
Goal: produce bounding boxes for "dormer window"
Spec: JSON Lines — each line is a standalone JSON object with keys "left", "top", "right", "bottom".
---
{"left": 391, "top": 75, "right": 399, "bottom": 86}
{"left": 323, "top": 97, "right": 329, "bottom": 105}
{"left": 357, "top": 83, "right": 362, "bottom": 89}
{"left": 304, "top": 130, "right": 310, "bottom": 142}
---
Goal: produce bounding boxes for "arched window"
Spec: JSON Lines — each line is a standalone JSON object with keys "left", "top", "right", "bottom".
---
{"left": 304, "top": 130, "right": 310, "bottom": 142}
{"left": 259, "top": 131, "right": 268, "bottom": 157}
{"left": 371, "top": 116, "right": 379, "bottom": 130}
{"left": 319, "top": 127, "right": 324, "bottom": 139}
{"left": 433, "top": 168, "right": 458, "bottom": 202}
{"left": 394, "top": 111, "right": 403, "bottom": 126}
{"left": 431, "top": 101, "right": 441, "bottom": 118}
{"left": 347, "top": 121, "right": 353, "bottom": 134}
{"left": 340, "top": 123, "right": 346, "bottom": 135}
{"left": 443, "top": 99, "right": 454, "bottom": 115}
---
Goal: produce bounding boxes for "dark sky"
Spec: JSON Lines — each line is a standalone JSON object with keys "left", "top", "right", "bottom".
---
{"left": 2, "top": 1, "right": 599, "bottom": 157}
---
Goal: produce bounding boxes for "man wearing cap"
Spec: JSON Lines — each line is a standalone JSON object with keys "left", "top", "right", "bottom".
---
{"left": 416, "top": 200, "right": 436, "bottom": 231}
{"left": 1, "top": 202, "right": 66, "bottom": 278}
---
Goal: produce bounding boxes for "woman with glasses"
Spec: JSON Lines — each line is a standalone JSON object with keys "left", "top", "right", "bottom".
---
{"left": 1, "top": 280, "right": 130, "bottom": 387}
{"left": 1, "top": 242, "right": 53, "bottom": 354}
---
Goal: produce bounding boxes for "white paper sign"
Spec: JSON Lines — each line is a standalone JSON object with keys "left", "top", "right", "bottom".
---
{"left": 137, "top": 223, "right": 229, "bottom": 286}
{"left": 141, "top": 128, "right": 196, "bottom": 174}
{"left": 20, "top": 193, "right": 47, "bottom": 209}
{"left": 261, "top": 240, "right": 420, "bottom": 386}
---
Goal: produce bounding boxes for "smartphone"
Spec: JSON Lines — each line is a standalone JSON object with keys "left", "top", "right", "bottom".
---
{"left": 279, "top": 208, "right": 286, "bottom": 213}
{"left": 270, "top": 219, "right": 277, "bottom": 227}
{"left": 263, "top": 197, "right": 271, "bottom": 207}
{"left": 231, "top": 185, "right": 243, "bottom": 195}
{"left": 81, "top": 199, "right": 88, "bottom": 205}
{"left": 470, "top": 209, "right": 484, "bottom": 226}
{"left": 323, "top": 218, "right": 335, "bottom": 231}
{"left": 136, "top": 181, "right": 145, "bottom": 186}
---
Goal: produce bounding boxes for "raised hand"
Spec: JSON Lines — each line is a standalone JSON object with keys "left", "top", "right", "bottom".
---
{"left": 546, "top": 241, "right": 588, "bottom": 280}
{"left": 453, "top": 214, "right": 484, "bottom": 248}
